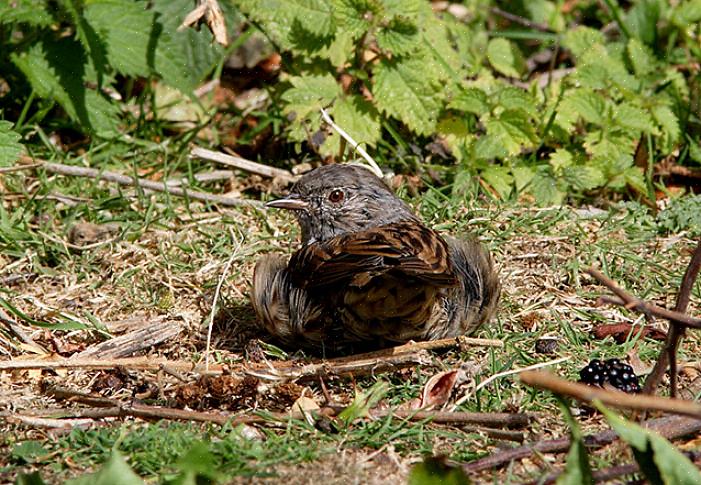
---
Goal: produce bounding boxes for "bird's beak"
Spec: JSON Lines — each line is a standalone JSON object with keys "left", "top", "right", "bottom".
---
{"left": 266, "top": 194, "right": 309, "bottom": 211}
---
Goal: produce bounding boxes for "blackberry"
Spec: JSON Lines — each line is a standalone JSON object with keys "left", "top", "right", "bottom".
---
{"left": 579, "top": 359, "right": 607, "bottom": 386}
{"left": 604, "top": 359, "right": 640, "bottom": 393}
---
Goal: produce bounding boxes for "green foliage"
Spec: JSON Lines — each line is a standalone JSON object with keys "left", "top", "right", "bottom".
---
{"left": 409, "top": 456, "right": 471, "bottom": 485}
{"left": 596, "top": 402, "right": 701, "bottom": 485}
{"left": 0, "top": 121, "right": 24, "bottom": 165}
{"left": 66, "top": 451, "right": 144, "bottom": 485}
{"left": 556, "top": 399, "right": 593, "bottom": 485}
{"left": 1, "top": 0, "right": 229, "bottom": 136}
{"left": 657, "top": 195, "right": 701, "bottom": 235}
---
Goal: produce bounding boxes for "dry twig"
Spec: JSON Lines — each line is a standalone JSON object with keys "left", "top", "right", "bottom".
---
{"left": 190, "top": 147, "right": 294, "bottom": 180}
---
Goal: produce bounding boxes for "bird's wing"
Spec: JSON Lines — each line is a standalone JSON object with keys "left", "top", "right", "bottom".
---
{"left": 289, "top": 221, "right": 458, "bottom": 289}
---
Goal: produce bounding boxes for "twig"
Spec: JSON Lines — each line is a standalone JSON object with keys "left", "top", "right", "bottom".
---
{"left": 644, "top": 239, "right": 701, "bottom": 396}
{"left": 205, "top": 229, "right": 241, "bottom": 371}
{"left": 450, "top": 356, "right": 570, "bottom": 410}
{"left": 489, "top": 6, "right": 552, "bottom": 32}
{"left": 38, "top": 159, "right": 261, "bottom": 207}
{"left": 190, "top": 147, "right": 294, "bottom": 180}
{"left": 463, "top": 415, "right": 701, "bottom": 472}
{"left": 0, "top": 163, "right": 42, "bottom": 174}
{"left": 587, "top": 268, "right": 701, "bottom": 328}
{"left": 320, "top": 108, "right": 383, "bottom": 178}
{"left": 372, "top": 410, "right": 533, "bottom": 428}
{"left": 520, "top": 370, "right": 701, "bottom": 419}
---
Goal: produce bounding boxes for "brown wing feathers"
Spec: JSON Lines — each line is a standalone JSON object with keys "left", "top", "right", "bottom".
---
{"left": 289, "top": 221, "right": 457, "bottom": 289}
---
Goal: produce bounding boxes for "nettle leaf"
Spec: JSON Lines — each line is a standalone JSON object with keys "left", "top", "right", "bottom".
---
{"left": 281, "top": 74, "right": 341, "bottom": 120}
{"left": 549, "top": 148, "right": 574, "bottom": 173}
{"left": 333, "top": 0, "right": 379, "bottom": 40}
{"left": 83, "top": 0, "right": 154, "bottom": 78}
{"left": 574, "top": 64, "right": 609, "bottom": 90}
{"left": 580, "top": 44, "right": 640, "bottom": 92}
{"left": 597, "top": 403, "right": 701, "bottom": 485}
{"left": 0, "top": 121, "right": 25, "bottom": 167}
{"left": 529, "top": 168, "right": 565, "bottom": 206}
{"left": 449, "top": 88, "right": 489, "bottom": 116}
{"left": 11, "top": 39, "right": 119, "bottom": 135}
{"left": 485, "top": 110, "right": 537, "bottom": 155}
{"left": 688, "top": 138, "right": 701, "bottom": 165}
{"left": 486, "top": 38, "right": 525, "bottom": 78}
{"left": 555, "top": 88, "right": 606, "bottom": 131}
{"left": 0, "top": 0, "right": 53, "bottom": 26}
{"left": 481, "top": 166, "right": 513, "bottom": 199}
{"left": 373, "top": 56, "right": 443, "bottom": 135}
{"left": 512, "top": 165, "right": 536, "bottom": 192}
{"left": 671, "top": 0, "right": 701, "bottom": 28}
{"left": 322, "top": 95, "right": 381, "bottom": 156}
{"left": 525, "top": 0, "right": 565, "bottom": 32}
{"left": 563, "top": 26, "right": 605, "bottom": 58}
{"left": 564, "top": 165, "right": 606, "bottom": 191}
{"left": 497, "top": 87, "right": 538, "bottom": 118}
{"left": 376, "top": 16, "right": 420, "bottom": 56}
{"left": 289, "top": 0, "right": 336, "bottom": 37}
{"left": 612, "top": 104, "right": 655, "bottom": 133}
{"left": 625, "top": 0, "right": 661, "bottom": 45}
{"left": 651, "top": 104, "right": 680, "bottom": 151}
{"left": 474, "top": 134, "right": 508, "bottom": 160}
{"left": 67, "top": 451, "right": 143, "bottom": 485}
{"left": 627, "top": 38, "right": 656, "bottom": 76}
{"left": 422, "top": 15, "right": 476, "bottom": 78}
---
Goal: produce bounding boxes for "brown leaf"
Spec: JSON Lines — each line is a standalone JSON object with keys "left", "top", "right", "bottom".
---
{"left": 419, "top": 369, "right": 461, "bottom": 410}
{"left": 592, "top": 323, "right": 666, "bottom": 343}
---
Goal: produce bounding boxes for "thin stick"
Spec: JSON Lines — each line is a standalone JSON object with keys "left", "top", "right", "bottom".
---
{"left": 450, "top": 356, "right": 570, "bottom": 410}
{"left": 204, "top": 229, "right": 241, "bottom": 371}
{"left": 0, "top": 163, "right": 42, "bottom": 174}
{"left": 644, "top": 239, "right": 701, "bottom": 396}
{"left": 40, "top": 160, "right": 261, "bottom": 207}
{"left": 587, "top": 268, "right": 701, "bottom": 328}
{"left": 489, "top": 6, "right": 552, "bottom": 32}
{"left": 190, "top": 147, "right": 294, "bottom": 180}
{"left": 520, "top": 370, "right": 701, "bottom": 419}
{"left": 373, "top": 410, "right": 533, "bottom": 428}
{"left": 463, "top": 415, "right": 701, "bottom": 473}
{"left": 320, "top": 108, "right": 383, "bottom": 178}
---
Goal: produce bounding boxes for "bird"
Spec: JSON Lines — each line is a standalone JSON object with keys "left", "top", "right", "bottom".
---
{"left": 251, "top": 164, "right": 500, "bottom": 351}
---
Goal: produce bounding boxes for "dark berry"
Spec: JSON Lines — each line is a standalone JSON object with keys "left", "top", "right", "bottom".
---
{"left": 579, "top": 359, "right": 607, "bottom": 386}
{"left": 604, "top": 359, "right": 640, "bottom": 393}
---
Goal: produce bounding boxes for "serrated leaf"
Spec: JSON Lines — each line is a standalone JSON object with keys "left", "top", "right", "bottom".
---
{"left": 373, "top": 56, "right": 442, "bottom": 135}
{"left": 688, "top": 138, "right": 701, "bottom": 165}
{"left": 481, "top": 166, "right": 513, "bottom": 199}
{"left": 671, "top": 0, "right": 701, "bottom": 28}
{"left": 623, "top": 166, "right": 647, "bottom": 194}
{"left": 289, "top": 0, "right": 335, "bottom": 36}
{"left": 322, "top": 95, "right": 381, "bottom": 156}
{"left": 449, "top": 88, "right": 488, "bottom": 116}
{"left": 376, "top": 16, "right": 420, "bottom": 56}
{"left": 282, "top": 74, "right": 341, "bottom": 119}
{"left": 563, "top": 27, "right": 605, "bottom": 58}
{"left": 555, "top": 88, "right": 606, "bottom": 131}
{"left": 485, "top": 110, "right": 537, "bottom": 155}
{"left": 564, "top": 165, "right": 606, "bottom": 191}
{"left": 474, "top": 134, "right": 508, "bottom": 160}
{"left": 11, "top": 39, "right": 119, "bottom": 135}
{"left": 574, "top": 64, "right": 609, "bottom": 90}
{"left": 66, "top": 451, "right": 144, "bottom": 485}
{"left": 83, "top": 0, "right": 154, "bottom": 78}
{"left": 613, "top": 104, "right": 655, "bottom": 133}
{"left": 627, "top": 38, "right": 656, "bottom": 76}
{"left": 651, "top": 104, "right": 680, "bottom": 151}
{"left": 549, "top": 148, "right": 573, "bottom": 173}
{"left": 529, "top": 168, "right": 565, "bottom": 206}
{"left": 497, "top": 87, "right": 537, "bottom": 118}
{"left": 596, "top": 402, "right": 701, "bottom": 485}
{"left": 625, "top": 0, "right": 661, "bottom": 45}
{"left": 512, "top": 165, "right": 535, "bottom": 192}
{"left": 0, "top": 0, "right": 53, "bottom": 26}
{"left": 486, "top": 38, "right": 525, "bottom": 78}
{"left": 333, "top": 0, "right": 379, "bottom": 40}
{"left": 0, "top": 121, "right": 24, "bottom": 167}
{"left": 525, "top": 0, "right": 565, "bottom": 32}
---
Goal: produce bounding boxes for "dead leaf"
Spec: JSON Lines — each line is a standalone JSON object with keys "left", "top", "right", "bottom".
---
{"left": 592, "top": 323, "right": 666, "bottom": 343}
{"left": 419, "top": 369, "right": 461, "bottom": 410}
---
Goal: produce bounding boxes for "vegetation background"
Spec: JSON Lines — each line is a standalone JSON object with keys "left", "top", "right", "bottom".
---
{"left": 1, "top": 0, "right": 701, "bottom": 483}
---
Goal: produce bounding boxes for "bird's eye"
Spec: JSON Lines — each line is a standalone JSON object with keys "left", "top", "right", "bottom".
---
{"left": 328, "top": 189, "right": 344, "bottom": 203}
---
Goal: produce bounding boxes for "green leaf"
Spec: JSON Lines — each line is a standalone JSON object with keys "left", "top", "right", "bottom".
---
{"left": 612, "top": 104, "right": 655, "bottom": 133}
{"left": 282, "top": 74, "right": 342, "bottom": 120}
{"left": 525, "top": 0, "right": 565, "bottom": 32}
{"left": 512, "top": 165, "right": 536, "bottom": 192}
{"left": 66, "top": 451, "right": 144, "bottom": 485}
{"left": 627, "top": 38, "right": 656, "bottom": 76}
{"left": 171, "top": 442, "right": 220, "bottom": 484}
{"left": 529, "top": 168, "right": 565, "bottom": 206}
{"left": 486, "top": 38, "right": 525, "bottom": 78}
{"left": 409, "top": 456, "right": 472, "bottom": 485}
{"left": 322, "top": 95, "right": 381, "bottom": 156}
{"left": 688, "top": 138, "right": 701, "bottom": 165}
{"left": 0, "top": 0, "right": 53, "bottom": 26}
{"left": 564, "top": 165, "right": 606, "bottom": 191}
{"left": 481, "top": 166, "right": 513, "bottom": 199}
{"left": 289, "top": 0, "right": 336, "bottom": 37}
{"left": 671, "top": 0, "right": 701, "bottom": 28}
{"left": 376, "top": 16, "right": 420, "bottom": 56}
{"left": 83, "top": 0, "right": 154, "bottom": 78}
{"left": 556, "top": 399, "right": 593, "bottom": 485}
{"left": 625, "top": 0, "right": 661, "bottom": 45}
{"left": 0, "top": 121, "right": 24, "bottom": 167}
{"left": 563, "top": 27, "right": 605, "bottom": 58}
{"left": 449, "top": 88, "right": 489, "bottom": 116}
{"left": 555, "top": 88, "right": 606, "bottom": 131}
{"left": 596, "top": 402, "right": 701, "bottom": 485}
{"left": 651, "top": 104, "right": 680, "bottom": 151}
{"left": 497, "top": 87, "right": 538, "bottom": 118}
{"left": 337, "top": 381, "right": 389, "bottom": 427}
{"left": 11, "top": 441, "right": 48, "bottom": 464}
{"left": 333, "top": 0, "right": 379, "bottom": 40}
{"left": 373, "top": 56, "right": 443, "bottom": 135}
{"left": 485, "top": 110, "right": 538, "bottom": 155}
{"left": 11, "top": 39, "right": 119, "bottom": 135}
{"left": 16, "top": 472, "right": 46, "bottom": 485}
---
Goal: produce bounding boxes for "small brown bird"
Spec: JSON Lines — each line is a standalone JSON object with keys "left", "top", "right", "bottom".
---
{"left": 251, "top": 164, "right": 499, "bottom": 350}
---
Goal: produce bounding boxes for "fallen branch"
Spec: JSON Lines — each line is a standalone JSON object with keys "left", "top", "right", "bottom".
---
{"left": 463, "top": 415, "right": 701, "bottom": 473}
{"left": 644, "top": 239, "right": 701, "bottom": 396}
{"left": 586, "top": 268, "right": 701, "bottom": 329}
{"left": 520, "top": 370, "right": 701, "bottom": 419}
{"left": 190, "top": 147, "right": 294, "bottom": 180}
{"left": 373, "top": 410, "right": 533, "bottom": 428}
{"left": 33, "top": 158, "right": 261, "bottom": 208}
